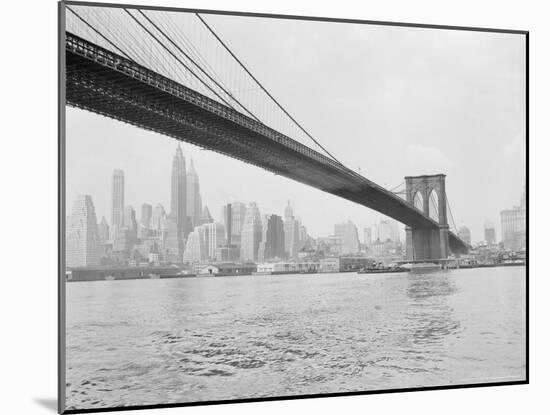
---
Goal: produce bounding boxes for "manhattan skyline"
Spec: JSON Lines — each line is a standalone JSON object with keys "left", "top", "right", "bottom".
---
{"left": 67, "top": 134, "right": 405, "bottom": 247}
{"left": 66, "top": 106, "right": 523, "bottom": 243}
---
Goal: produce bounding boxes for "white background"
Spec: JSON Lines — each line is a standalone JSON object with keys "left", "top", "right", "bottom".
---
{"left": 0, "top": 0, "right": 544, "bottom": 414}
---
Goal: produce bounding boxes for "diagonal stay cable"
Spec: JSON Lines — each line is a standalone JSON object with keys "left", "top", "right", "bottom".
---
{"left": 138, "top": 10, "right": 262, "bottom": 123}
{"left": 123, "top": 9, "right": 238, "bottom": 111}
{"left": 389, "top": 182, "right": 405, "bottom": 193}
{"left": 68, "top": 7, "right": 180, "bottom": 90}
{"left": 66, "top": 6, "right": 134, "bottom": 61}
{"left": 429, "top": 192, "right": 439, "bottom": 218}
{"left": 445, "top": 193, "right": 458, "bottom": 234}
{"left": 161, "top": 14, "right": 232, "bottom": 100}
{"left": 195, "top": 12, "right": 345, "bottom": 167}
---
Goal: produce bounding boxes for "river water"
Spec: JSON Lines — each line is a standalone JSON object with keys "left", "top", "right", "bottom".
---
{"left": 65, "top": 267, "right": 526, "bottom": 410}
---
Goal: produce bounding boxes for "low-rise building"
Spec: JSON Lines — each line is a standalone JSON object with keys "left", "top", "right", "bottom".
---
{"left": 67, "top": 266, "right": 176, "bottom": 282}
{"left": 369, "top": 240, "right": 404, "bottom": 263}
{"left": 319, "top": 256, "right": 373, "bottom": 273}
{"left": 255, "top": 261, "right": 319, "bottom": 274}
{"left": 195, "top": 262, "right": 257, "bottom": 276}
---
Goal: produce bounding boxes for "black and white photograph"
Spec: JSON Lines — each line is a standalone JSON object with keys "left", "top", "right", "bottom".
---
{"left": 59, "top": 1, "right": 527, "bottom": 413}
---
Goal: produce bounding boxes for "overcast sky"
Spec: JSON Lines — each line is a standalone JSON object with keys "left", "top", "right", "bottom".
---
{"left": 66, "top": 10, "right": 526, "bottom": 243}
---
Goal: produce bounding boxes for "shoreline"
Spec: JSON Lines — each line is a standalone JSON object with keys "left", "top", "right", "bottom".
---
{"left": 65, "top": 262, "right": 526, "bottom": 283}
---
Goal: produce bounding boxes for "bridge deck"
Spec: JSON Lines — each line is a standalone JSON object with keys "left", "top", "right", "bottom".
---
{"left": 64, "top": 32, "right": 468, "bottom": 253}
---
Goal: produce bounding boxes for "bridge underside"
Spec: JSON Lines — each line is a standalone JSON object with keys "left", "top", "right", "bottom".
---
{"left": 65, "top": 33, "right": 469, "bottom": 256}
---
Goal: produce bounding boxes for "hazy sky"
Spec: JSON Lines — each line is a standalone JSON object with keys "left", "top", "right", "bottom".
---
{"left": 66, "top": 11, "right": 526, "bottom": 243}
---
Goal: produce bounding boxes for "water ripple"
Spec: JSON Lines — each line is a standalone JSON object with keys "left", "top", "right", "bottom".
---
{"left": 65, "top": 268, "right": 526, "bottom": 410}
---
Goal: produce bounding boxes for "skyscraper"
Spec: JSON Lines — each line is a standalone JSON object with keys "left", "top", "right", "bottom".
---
{"left": 186, "top": 158, "right": 202, "bottom": 229}
{"left": 141, "top": 203, "right": 152, "bottom": 229}
{"left": 112, "top": 227, "right": 135, "bottom": 256}
{"left": 162, "top": 215, "right": 182, "bottom": 263}
{"left": 66, "top": 195, "right": 101, "bottom": 267}
{"left": 196, "top": 224, "right": 209, "bottom": 259}
{"left": 170, "top": 144, "right": 187, "bottom": 239}
{"left": 297, "top": 223, "right": 309, "bottom": 251}
{"left": 484, "top": 221, "right": 496, "bottom": 245}
{"left": 123, "top": 205, "right": 138, "bottom": 245}
{"left": 97, "top": 216, "right": 110, "bottom": 244}
{"left": 334, "top": 220, "right": 360, "bottom": 254}
{"left": 223, "top": 203, "right": 233, "bottom": 244}
{"left": 216, "top": 203, "right": 241, "bottom": 261}
{"left": 206, "top": 222, "right": 226, "bottom": 260}
{"left": 111, "top": 169, "right": 124, "bottom": 228}
{"left": 199, "top": 206, "right": 214, "bottom": 225}
{"left": 258, "top": 214, "right": 285, "bottom": 262}
{"left": 284, "top": 201, "right": 293, "bottom": 222}
{"left": 241, "top": 203, "right": 263, "bottom": 262}
{"left": 221, "top": 201, "right": 247, "bottom": 246}
{"left": 283, "top": 201, "right": 299, "bottom": 259}
{"left": 138, "top": 203, "right": 153, "bottom": 238}
{"left": 364, "top": 227, "right": 372, "bottom": 246}
{"left": 97, "top": 216, "right": 109, "bottom": 259}
{"left": 501, "top": 187, "right": 526, "bottom": 251}
{"left": 151, "top": 204, "right": 166, "bottom": 232}
{"left": 183, "top": 229, "right": 204, "bottom": 263}
{"left": 376, "top": 219, "right": 401, "bottom": 243}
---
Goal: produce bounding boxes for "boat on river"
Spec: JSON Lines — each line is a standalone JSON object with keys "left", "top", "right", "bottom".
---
{"left": 357, "top": 267, "right": 407, "bottom": 274}
{"left": 401, "top": 262, "right": 442, "bottom": 273}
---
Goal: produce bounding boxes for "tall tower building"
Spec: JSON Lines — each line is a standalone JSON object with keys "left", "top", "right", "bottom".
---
{"left": 258, "top": 214, "right": 285, "bottom": 262}
{"left": 375, "top": 218, "right": 400, "bottom": 243}
{"left": 141, "top": 203, "right": 152, "bottom": 229}
{"left": 170, "top": 144, "right": 187, "bottom": 238}
{"left": 223, "top": 203, "right": 233, "bottom": 244}
{"left": 151, "top": 204, "right": 166, "bottom": 232}
{"left": 199, "top": 206, "right": 214, "bottom": 225}
{"left": 232, "top": 202, "right": 247, "bottom": 238}
{"left": 216, "top": 204, "right": 241, "bottom": 261}
{"left": 283, "top": 201, "right": 299, "bottom": 259}
{"left": 66, "top": 195, "right": 101, "bottom": 267}
{"left": 206, "top": 222, "right": 226, "bottom": 260}
{"left": 297, "top": 219, "right": 309, "bottom": 251}
{"left": 484, "top": 220, "right": 496, "bottom": 245}
{"left": 196, "top": 224, "right": 209, "bottom": 259}
{"left": 334, "top": 220, "right": 360, "bottom": 254}
{"left": 162, "top": 214, "right": 183, "bottom": 263}
{"left": 138, "top": 203, "right": 152, "bottom": 238}
{"left": 241, "top": 203, "right": 262, "bottom": 262}
{"left": 284, "top": 201, "right": 293, "bottom": 222}
{"left": 221, "top": 201, "right": 247, "bottom": 246}
{"left": 183, "top": 229, "right": 204, "bottom": 263}
{"left": 500, "top": 186, "right": 526, "bottom": 251}
{"left": 123, "top": 206, "right": 138, "bottom": 239}
{"left": 364, "top": 227, "right": 372, "bottom": 246}
{"left": 97, "top": 216, "right": 110, "bottom": 243}
{"left": 186, "top": 158, "right": 202, "bottom": 229}
{"left": 111, "top": 169, "right": 124, "bottom": 228}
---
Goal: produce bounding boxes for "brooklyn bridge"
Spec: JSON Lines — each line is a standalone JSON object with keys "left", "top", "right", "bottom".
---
{"left": 61, "top": 3, "right": 470, "bottom": 261}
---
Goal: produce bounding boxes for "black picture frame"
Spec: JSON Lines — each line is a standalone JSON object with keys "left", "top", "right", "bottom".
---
{"left": 58, "top": 1, "right": 529, "bottom": 413}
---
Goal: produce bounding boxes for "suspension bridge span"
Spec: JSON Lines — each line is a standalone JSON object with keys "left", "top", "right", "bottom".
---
{"left": 62, "top": 7, "right": 470, "bottom": 260}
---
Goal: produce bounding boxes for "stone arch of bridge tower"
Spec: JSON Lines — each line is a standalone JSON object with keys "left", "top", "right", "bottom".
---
{"left": 413, "top": 190, "right": 424, "bottom": 212}
{"left": 405, "top": 174, "right": 447, "bottom": 226}
{"left": 404, "top": 174, "right": 450, "bottom": 261}
{"left": 428, "top": 188, "right": 440, "bottom": 222}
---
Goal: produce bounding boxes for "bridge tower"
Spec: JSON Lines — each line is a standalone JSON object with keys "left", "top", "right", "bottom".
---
{"left": 405, "top": 174, "right": 449, "bottom": 261}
